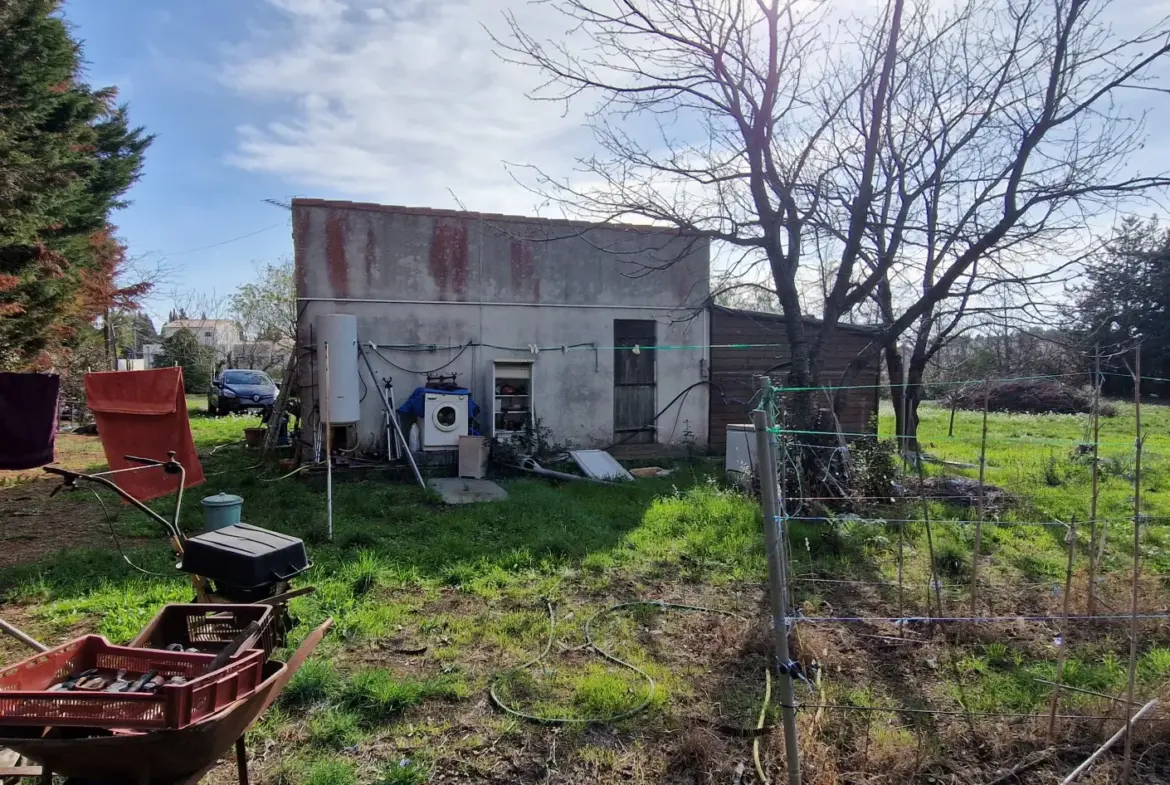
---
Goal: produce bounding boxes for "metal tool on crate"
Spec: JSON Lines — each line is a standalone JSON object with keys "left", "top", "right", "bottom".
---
{"left": 42, "top": 454, "right": 314, "bottom": 644}
{"left": 0, "top": 617, "right": 334, "bottom": 785}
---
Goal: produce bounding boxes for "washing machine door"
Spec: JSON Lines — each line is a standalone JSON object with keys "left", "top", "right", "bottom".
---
{"left": 432, "top": 401, "right": 461, "bottom": 432}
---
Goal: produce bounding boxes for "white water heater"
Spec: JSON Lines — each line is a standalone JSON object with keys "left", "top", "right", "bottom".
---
{"left": 316, "top": 314, "right": 360, "bottom": 424}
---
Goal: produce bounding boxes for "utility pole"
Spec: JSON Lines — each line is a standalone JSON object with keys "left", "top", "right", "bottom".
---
{"left": 752, "top": 377, "right": 802, "bottom": 785}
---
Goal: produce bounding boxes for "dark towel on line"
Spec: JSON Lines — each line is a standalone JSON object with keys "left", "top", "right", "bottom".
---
{"left": 0, "top": 372, "right": 60, "bottom": 470}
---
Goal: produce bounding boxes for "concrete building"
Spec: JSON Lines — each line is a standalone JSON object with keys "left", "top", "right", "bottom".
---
{"left": 293, "top": 199, "right": 711, "bottom": 453}
{"left": 141, "top": 343, "right": 162, "bottom": 369}
{"left": 160, "top": 319, "right": 241, "bottom": 361}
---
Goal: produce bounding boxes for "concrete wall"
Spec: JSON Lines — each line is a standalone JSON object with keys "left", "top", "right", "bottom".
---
{"left": 292, "top": 200, "right": 711, "bottom": 452}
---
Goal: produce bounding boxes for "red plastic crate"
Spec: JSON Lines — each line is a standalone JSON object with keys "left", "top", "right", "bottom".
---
{"left": 0, "top": 635, "right": 263, "bottom": 730}
{"left": 129, "top": 604, "right": 276, "bottom": 660}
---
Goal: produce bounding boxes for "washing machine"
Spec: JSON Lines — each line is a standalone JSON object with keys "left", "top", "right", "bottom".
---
{"left": 422, "top": 392, "right": 468, "bottom": 450}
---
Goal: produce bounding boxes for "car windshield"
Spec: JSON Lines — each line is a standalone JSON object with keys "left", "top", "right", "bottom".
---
{"left": 223, "top": 371, "right": 271, "bottom": 386}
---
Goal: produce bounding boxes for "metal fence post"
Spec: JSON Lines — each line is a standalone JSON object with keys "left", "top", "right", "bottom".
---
{"left": 753, "top": 378, "right": 802, "bottom": 785}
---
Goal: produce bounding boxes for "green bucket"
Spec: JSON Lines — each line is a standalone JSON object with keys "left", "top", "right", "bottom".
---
{"left": 200, "top": 493, "right": 244, "bottom": 531}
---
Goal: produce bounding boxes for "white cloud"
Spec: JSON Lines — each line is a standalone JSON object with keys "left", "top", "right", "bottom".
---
{"left": 222, "top": 0, "right": 591, "bottom": 214}
{"left": 267, "top": 0, "right": 348, "bottom": 18}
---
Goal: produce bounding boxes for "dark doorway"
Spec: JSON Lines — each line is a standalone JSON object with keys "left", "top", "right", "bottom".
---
{"left": 613, "top": 319, "right": 657, "bottom": 445}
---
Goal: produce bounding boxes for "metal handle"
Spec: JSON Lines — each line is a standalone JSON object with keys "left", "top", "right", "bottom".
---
{"left": 124, "top": 454, "right": 164, "bottom": 466}
{"left": 270, "top": 561, "right": 311, "bottom": 581}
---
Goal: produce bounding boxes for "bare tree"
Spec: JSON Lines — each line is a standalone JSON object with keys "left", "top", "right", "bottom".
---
{"left": 496, "top": 0, "right": 1170, "bottom": 438}
{"left": 162, "top": 289, "right": 231, "bottom": 381}
{"left": 229, "top": 258, "right": 296, "bottom": 373}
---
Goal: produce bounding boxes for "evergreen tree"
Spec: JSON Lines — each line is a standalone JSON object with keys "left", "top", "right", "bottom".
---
{"left": 1076, "top": 217, "right": 1170, "bottom": 397}
{"left": 155, "top": 328, "right": 215, "bottom": 393}
{"left": 0, "top": 0, "right": 152, "bottom": 369}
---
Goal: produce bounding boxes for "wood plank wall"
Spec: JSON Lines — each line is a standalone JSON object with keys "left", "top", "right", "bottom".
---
{"left": 707, "top": 306, "right": 881, "bottom": 448}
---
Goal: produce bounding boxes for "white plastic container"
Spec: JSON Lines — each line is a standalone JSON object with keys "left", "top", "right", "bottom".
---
{"left": 725, "top": 424, "right": 757, "bottom": 474}
{"left": 316, "top": 314, "right": 360, "bottom": 424}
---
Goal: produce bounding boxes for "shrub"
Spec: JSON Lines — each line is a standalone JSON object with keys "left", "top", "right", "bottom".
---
{"left": 944, "top": 380, "right": 1115, "bottom": 416}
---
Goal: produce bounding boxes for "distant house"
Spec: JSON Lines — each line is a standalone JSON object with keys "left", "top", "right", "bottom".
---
{"left": 227, "top": 340, "right": 292, "bottom": 374}
{"left": 160, "top": 319, "right": 240, "bottom": 361}
{"left": 292, "top": 198, "right": 880, "bottom": 456}
{"left": 142, "top": 343, "right": 162, "bottom": 368}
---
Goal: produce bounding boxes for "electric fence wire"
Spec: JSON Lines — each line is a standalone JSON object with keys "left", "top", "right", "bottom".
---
{"left": 324, "top": 340, "right": 1170, "bottom": 388}
{"left": 771, "top": 426, "right": 1163, "bottom": 449}
{"left": 88, "top": 488, "right": 170, "bottom": 578}
{"left": 792, "top": 612, "right": 1170, "bottom": 624}
{"left": 786, "top": 515, "right": 1168, "bottom": 527}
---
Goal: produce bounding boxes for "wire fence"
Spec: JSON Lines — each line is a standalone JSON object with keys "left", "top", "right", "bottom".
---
{"left": 751, "top": 350, "right": 1165, "bottom": 776}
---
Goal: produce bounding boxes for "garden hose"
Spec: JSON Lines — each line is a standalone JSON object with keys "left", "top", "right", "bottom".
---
{"left": 488, "top": 599, "right": 768, "bottom": 732}
{"left": 754, "top": 668, "right": 772, "bottom": 784}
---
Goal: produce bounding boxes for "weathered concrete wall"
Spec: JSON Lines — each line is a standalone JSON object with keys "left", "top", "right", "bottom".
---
{"left": 293, "top": 200, "right": 710, "bottom": 452}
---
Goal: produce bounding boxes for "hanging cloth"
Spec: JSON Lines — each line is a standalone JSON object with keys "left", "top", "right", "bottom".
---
{"left": 84, "top": 367, "right": 205, "bottom": 501}
{"left": 0, "top": 372, "right": 60, "bottom": 470}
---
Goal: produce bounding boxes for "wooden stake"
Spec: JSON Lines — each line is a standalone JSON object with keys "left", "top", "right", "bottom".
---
{"left": 970, "top": 380, "right": 990, "bottom": 614}
{"left": 916, "top": 447, "right": 944, "bottom": 629}
{"left": 1047, "top": 517, "right": 1077, "bottom": 743}
{"left": 1087, "top": 347, "right": 1102, "bottom": 616}
{"left": 897, "top": 517, "right": 905, "bottom": 627}
{"left": 1122, "top": 345, "right": 1142, "bottom": 784}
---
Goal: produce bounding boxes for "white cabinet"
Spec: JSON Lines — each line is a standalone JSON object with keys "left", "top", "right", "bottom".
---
{"left": 492, "top": 360, "right": 534, "bottom": 439}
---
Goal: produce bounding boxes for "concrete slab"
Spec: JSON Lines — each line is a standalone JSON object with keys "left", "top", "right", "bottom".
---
{"left": 427, "top": 477, "right": 509, "bottom": 505}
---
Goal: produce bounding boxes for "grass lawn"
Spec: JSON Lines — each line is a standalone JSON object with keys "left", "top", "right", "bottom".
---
{"left": 2, "top": 397, "right": 1170, "bottom": 783}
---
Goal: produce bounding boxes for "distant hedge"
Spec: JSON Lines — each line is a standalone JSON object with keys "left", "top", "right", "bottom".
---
{"left": 944, "top": 379, "right": 1115, "bottom": 416}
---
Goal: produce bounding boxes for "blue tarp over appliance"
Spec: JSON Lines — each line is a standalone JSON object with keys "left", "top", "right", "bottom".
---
{"left": 398, "top": 387, "right": 481, "bottom": 436}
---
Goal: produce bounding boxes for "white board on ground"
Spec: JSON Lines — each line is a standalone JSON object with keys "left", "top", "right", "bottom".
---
{"left": 569, "top": 450, "right": 634, "bottom": 481}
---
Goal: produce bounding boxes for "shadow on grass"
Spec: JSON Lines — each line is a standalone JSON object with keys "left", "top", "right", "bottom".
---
{"left": 0, "top": 446, "right": 717, "bottom": 606}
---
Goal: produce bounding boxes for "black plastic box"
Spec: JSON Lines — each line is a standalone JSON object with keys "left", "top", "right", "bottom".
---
{"left": 179, "top": 523, "right": 310, "bottom": 593}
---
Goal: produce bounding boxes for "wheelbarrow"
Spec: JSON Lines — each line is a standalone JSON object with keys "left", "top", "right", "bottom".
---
{"left": 0, "top": 617, "right": 332, "bottom": 784}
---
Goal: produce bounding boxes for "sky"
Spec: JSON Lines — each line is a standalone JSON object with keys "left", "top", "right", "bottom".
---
{"left": 63, "top": 0, "right": 1170, "bottom": 327}
{"left": 64, "top": 0, "right": 594, "bottom": 325}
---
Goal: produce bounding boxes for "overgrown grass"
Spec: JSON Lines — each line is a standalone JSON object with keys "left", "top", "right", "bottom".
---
{"left": 340, "top": 668, "right": 466, "bottom": 726}
{"left": 4, "top": 397, "right": 1170, "bottom": 782}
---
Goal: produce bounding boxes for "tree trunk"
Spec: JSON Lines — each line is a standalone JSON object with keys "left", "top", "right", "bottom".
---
{"left": 885, "top": 344, "right": 925, "bottom": 455}
{"left": 105, "top": 308, "right": 116, "bottom": 371}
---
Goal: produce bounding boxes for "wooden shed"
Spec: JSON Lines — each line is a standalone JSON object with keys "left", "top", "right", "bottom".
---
{"left": 707, "top": 305, "right": 881, "bottom": 449}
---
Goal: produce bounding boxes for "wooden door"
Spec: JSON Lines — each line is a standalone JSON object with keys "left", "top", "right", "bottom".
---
{"left": 613, "top": 319, "right": 657, "bottom": 444}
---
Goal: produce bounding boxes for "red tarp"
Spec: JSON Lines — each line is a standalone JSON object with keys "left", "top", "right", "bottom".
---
{"left": 85, "top": 367, "right": 205, "bottom": 501}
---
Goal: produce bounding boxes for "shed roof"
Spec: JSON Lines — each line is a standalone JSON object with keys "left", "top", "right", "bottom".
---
{"left": 711, "top": 304, "right": 880, "bottom": 336}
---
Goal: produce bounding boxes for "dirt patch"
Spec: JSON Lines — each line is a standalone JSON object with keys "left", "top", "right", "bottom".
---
{"left": 0, "top": 433, "right": 107, "bottom": 487}
{"left": 0, "top": 433, "right": 123, "bottom": 570}
{"left": 907, "top": 475, "right": 1015, "bottom": 511}
{"left": 0, "top": 479, "right": 127, "bottom": 570}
